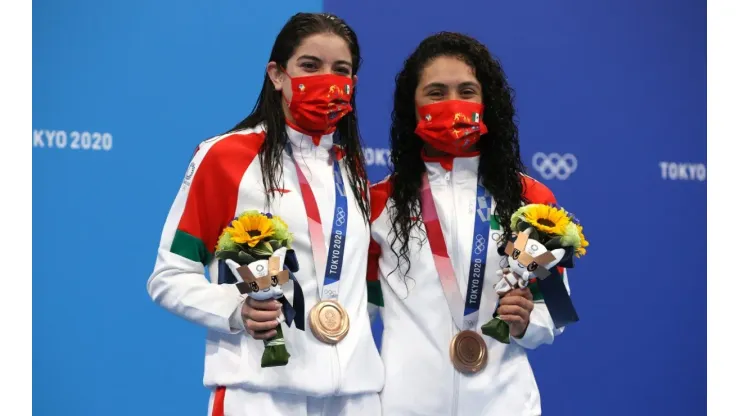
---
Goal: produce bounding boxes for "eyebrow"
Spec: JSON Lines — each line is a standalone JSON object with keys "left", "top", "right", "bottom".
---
{"left": 459, "top": 81, "right": 481, "bottom": 89}
{"left": 296, "top": 54, "right": 321, "bottom": 63}
{"left": 422, "top": 81, "right": 481, "bottom": 91}
{"left": 296, "top": 55, "right": 352, "bottom": 68}
{"left": 422, "top": 82, "right": 449, "bottom": 91}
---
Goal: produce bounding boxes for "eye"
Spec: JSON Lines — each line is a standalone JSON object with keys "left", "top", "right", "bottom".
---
{"left": 300, "top": 62, "right": 318, "bottom": 72}
{"left": 427, "top": 90, "right": 444, "bottom": 99}
{"left": 334, "top": 66, "right": 351, "bottom": 76}
{"left": 512, "top": 249, "right": 521, "bottom": 260}
{"left": 460, "top": 88, "right": 477, "bottom": 97}
{"left": 527, "top": 262, "right": 538, "bottom": 272}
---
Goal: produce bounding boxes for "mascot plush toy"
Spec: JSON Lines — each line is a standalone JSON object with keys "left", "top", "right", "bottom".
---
{"left": 482, "top": 204, "right": 588, "bottom": 343}
{"left": 225, "top": 247, "right": 290, "bottom": 302}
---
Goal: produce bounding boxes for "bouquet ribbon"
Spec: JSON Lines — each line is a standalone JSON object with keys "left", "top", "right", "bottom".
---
{"left": 536, "top": 265, "right": 579, "bottom": 329}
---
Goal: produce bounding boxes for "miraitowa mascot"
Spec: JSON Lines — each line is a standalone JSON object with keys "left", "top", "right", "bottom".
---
{"left": 225, "top": 247, "right": 292, "bottom": 302}
{"left": 481, "top": 204, "right": 588, "bottom": 343}
{"left": 221, "top": 247, "right": 305, "bottom": 368}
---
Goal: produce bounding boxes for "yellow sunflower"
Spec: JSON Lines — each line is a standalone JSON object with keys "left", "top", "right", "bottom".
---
{"left": 575, "top": 224, "right": 589, "bottom": 257}
{"left": 223, "top": 212, "right": 275, "bottom": 248}
{"left": 514, "top": 204, "right": 570, "bottom": 236}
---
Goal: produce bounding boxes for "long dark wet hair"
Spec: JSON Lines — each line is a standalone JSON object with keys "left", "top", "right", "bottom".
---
{"left": 388, "top": 32, "right": 527, "bottom": 278}
{"left": 228, "top": 13, "right": 369, "bottom": 222}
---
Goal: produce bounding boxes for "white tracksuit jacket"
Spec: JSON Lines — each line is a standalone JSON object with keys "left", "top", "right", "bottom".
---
{"left": 147, "top": 124, "right": 384, "bottom": 411}
{"left": 367, "top": 153, "right": 570, "bottom": 416}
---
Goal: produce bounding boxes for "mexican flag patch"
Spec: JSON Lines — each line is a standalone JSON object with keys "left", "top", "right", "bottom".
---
{"left": 489, "top": 214, "right": 501, "bottom": 230}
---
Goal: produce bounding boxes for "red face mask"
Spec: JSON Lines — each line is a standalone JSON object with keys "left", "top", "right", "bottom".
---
{"left": 414, "top": 100, "right": 488, "bottom": 156}
{"left": 283, "top": 72, "right": 354, "bottom": 135}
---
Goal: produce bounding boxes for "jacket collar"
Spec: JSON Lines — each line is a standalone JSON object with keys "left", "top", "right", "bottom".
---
{"left": 285, "top": 122, "right": 335, "bottom": 161}
{"left": 422, "top": 149, "right": 480, "bottom": 184}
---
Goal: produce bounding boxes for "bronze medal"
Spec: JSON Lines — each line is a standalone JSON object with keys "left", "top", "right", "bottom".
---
{"left": 309, "top": 300, "right": 350, "bottom": 344}
{"left": 449, "top": 330, "right": 488, "bottom": 374}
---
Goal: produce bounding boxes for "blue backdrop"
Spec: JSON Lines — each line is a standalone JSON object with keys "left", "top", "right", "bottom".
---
{"left": 33, "top": 1, "right": 706, "bottom": 415}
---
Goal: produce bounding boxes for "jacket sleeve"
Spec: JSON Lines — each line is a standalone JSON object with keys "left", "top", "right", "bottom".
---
{"left": 367, "top": 238, "right": 384, "bottom": 322}
{"left": 511, "top": 268, "right": 572, "bottom": 349}
{"left": 366, "top": 177, "right": 394, "bottom": 322}
{"left": 147, "top": 136, "right": 258, "bottom": 334}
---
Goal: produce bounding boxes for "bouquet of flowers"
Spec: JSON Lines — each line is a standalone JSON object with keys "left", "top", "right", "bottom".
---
{"left": 215, "top": 210, "right": 303, "bottom": 367}
{"left": 481, "top": 204, "right": 589, "bottom": 343}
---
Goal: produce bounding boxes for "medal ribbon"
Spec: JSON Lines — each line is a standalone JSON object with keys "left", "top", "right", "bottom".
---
{"left": 286, "top": 139, "right": 348, "bottom": 301}
{"left": 420, "top": 173, "right": 492, "bottom": 331}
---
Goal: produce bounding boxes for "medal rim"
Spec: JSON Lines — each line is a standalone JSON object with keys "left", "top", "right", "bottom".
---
{"left": 309, "top": 300, "right": 350, "bottom": 344}
{"left": 449, "top": 330, "right": 488, "bottom": 374}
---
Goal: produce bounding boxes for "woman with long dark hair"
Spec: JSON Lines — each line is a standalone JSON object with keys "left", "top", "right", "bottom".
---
{"left": 148, "top": 13, "right": 383, "bottom": 415}
{"left": 367, "top": 32, "right": 570, "bottom": 415}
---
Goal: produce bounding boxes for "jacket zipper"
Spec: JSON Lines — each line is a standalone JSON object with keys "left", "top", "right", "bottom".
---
{"left": 312, "top": 150, "right": 343, "bottom": 396}
{"left": 452, "top": 320, "right": 460, "bottom": 415}
{"left": 331, "top": 345, "right": 341, "bottom": 394}
{"left": 447, "top": 169, "right": 461, "bottom": 416}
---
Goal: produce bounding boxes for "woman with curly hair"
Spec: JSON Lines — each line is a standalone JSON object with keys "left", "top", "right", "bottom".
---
{"left": 367, "top": 32, "right": 569, "bottom": 415}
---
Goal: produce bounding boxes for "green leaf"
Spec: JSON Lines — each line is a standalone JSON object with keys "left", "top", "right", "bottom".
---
{"left": 481, "top": 317, "right": 511, "bottom": 344}
{"left": 252, "top": 241, "right": 274, "bottom": 257}
{"left": 215, "top": 250, "right": 241, "bottom": 263}
{"left": 237, "top": 251, "right": 256, "bottom": 264}
{"left": 545, "top": 237, "right": 564, "bottom": 250}
{"left": 516, "top": 221, "right": 530, "bottom": 232}
{"left": 268, "top": 240, "right": 282, "bottom": 251}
